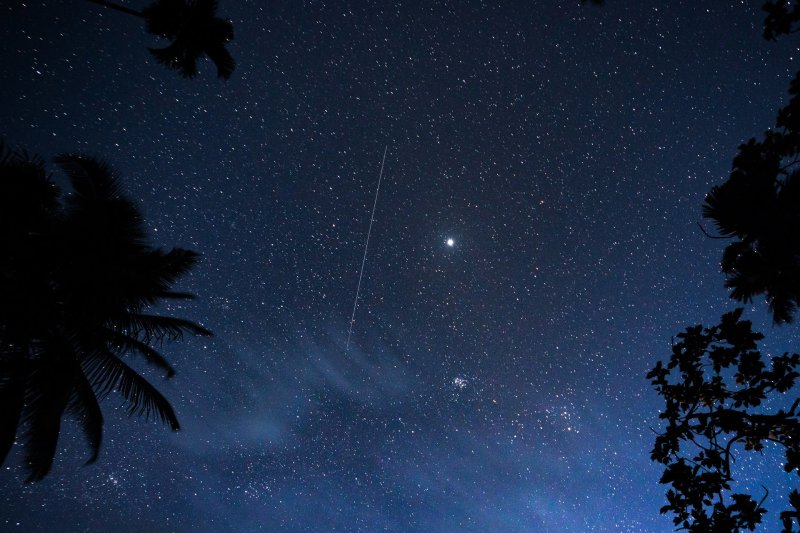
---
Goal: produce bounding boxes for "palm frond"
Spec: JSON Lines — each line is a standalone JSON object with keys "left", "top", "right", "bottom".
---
{"left": 1, "top": 145, "right": 207, "bottom": 480}
{"left": 81, "top": 348, "right": 180, "bottom": 430}
{"left": 767, "top": 290, "right": 798, "bottom": 324}
{"left": 128, "top": 248, "right": 200, "bottom": 298}
{"left": 207, "top": 15, "right": 234, "bottom": 43}
{"left": 116, "top": 313, "right": 212, "bottom": 342}
{"left": 193, "top": 0, "right": 220, "bottom": 20}
{"left": 142, "top": 0, "right": 185, "bottom": 37}
{"left": 54, "top": 154, "right": 124, "bottom": 201}
{"left": 56, "top": 154, "right": 150, "bottom": 264}
{"left": 205, "top": 42, "right": 235, "bottom": 79}
{"left": 22, "top": 354, "right": 76, "bottom": 482}
{"left": 91, "top": 248, "right": 200, "bottom": 312}
{"left": 725, "top": 258, "right": 768, "bottom": 304}
{"left": 103, "top": 328, "right": 176, "bottom": 378}
{"left": 0, "top": 147, "right": 60, "bottom": 238}
{"left": 703, "top": 179, "right": 773, "bottom": 239}
{"left": 702, "top": 190, "right": 737, "bottom": 239}
{"left": 87, "top": 0, "right": 145, "bottom": 18}
{"left": 779, "top": 170, "right": 800, "bottom": 221}
{"left": 67, "top": 371, "right": 104, "bottom": 465}
{"left": 141, "top": 0, "right": 235, "bottom": 79}
{"left": 149, "top": 44, "right": 199, "bottom": 78}
{"left": 149, "top": 248, "right": 200, "bottom": 279}
{"left": 720, "top": 241, "right": 752, "bottom": 274}
{"left": 158, "top": 291, "right": 196, "bottom": 300}
{"left": 0, "top": 354, "right": 27, "bottom": 467}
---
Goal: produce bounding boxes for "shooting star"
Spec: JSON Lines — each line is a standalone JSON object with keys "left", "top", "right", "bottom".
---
{"left": 346, "top": 146, "right": 388, "bottom": 352}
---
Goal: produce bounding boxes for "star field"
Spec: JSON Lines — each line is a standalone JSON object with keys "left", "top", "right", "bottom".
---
{"left": 2, "top": 1, "right": 800, "bottom": 531}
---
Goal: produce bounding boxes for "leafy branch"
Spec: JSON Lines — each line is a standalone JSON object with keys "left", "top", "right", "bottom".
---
{"left": 648, "top": 309, "right": 800, "bottom": 532}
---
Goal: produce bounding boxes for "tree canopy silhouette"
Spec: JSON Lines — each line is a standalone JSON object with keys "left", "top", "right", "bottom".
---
{"left": 703, "top": 70, "right": 800, "bottom": 324}
{"left": 764, "top": 1, "right": 800, "bottom": 40}
{"left": 699, "top": 2, "right": 800, "bottom": 324}
{"left": 88, "top": 0, "right": 235, "bottom": 79}
{"left": 0, "top": 147, "right": 211, "bottom": 482}
{"left": 575, "top": 1, "right": 800, "bottom": 530}
{"left": 648, "top": 309, "right": 800, "bottom": 532}
{"left": 596, "top": 0, "right": 800, "bottom": 326}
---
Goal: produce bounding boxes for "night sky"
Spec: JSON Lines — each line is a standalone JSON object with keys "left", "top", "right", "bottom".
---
{"left": 2, "top": 1, "right": 800, "bottom": 531}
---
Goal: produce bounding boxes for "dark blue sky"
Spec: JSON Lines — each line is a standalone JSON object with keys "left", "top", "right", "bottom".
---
{"left": 2, "top": 1, "right": 799, "bottom": 531}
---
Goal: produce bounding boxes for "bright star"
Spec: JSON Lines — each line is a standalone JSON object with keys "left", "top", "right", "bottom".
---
{"left": 446, "top": 238, "right": 454, "bottom": 247}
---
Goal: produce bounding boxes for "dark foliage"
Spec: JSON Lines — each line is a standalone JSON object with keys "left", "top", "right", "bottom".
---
{"left": 648, "top": 309, "right": 800, "bottom": 532}
{"left": 143, "top": 0, "right": 235, "bottom": 79}
{"left": 700, "top": 2, "right": 800, "bottom": 324}
{"left": 0, "top": 147, "right": 211, "bottom": 481}
{"left": 764, "top": 1, "right": 800, "bottom": 40}
{"left": 88, "top": 0, "right": 235, "bottom": 79}
{"left": 702, "top": 69, "right": 800, "bottom": 324}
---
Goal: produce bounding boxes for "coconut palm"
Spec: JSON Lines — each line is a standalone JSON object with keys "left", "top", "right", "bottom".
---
{"left": 0, "top": 148, "right": 211, "bottom": 482}
{"left": 87, "top": 0, "right": 235, "bottom": 79}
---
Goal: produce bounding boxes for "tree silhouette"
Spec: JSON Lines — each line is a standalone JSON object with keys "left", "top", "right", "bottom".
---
{"left": 580, "top": 1, "right": 800, "bottom": 530}
{"left": 0, "top": 147, "right": 211, "bottom": 482}
{"left": 648, "top": 309, "right": 800, "bottom": 532}
{"left": 87, "top": 0, "right": 235, "bottom": 79}
{"left": 701, "top": 3, "right": 800, "bottom": 324}
{"left": 703, "top": 71, "right": 800, "bottom": 324}
{"left": 764, "top": 1, "right": 800, "bottom": 40}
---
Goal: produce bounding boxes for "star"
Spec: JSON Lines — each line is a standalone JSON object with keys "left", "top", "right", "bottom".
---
{"left": 446, "top": 238, "right": 455, "bottom": 247}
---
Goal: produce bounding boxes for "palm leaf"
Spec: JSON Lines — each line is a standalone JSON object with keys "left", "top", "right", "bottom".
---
{"left": 86, "top": 0, "right": 144, "bottom": 18}
{"left": 56, "top": 154, "right": 149, "bottom": 260}
{"left": 203, "top": 16, "right": 235, "bottom": 79}
{"left": 0, "top": 148, "right": 59, "bottom": 232}
{"left": 67, "top": 371, "right": 104, "bottom": 465}
{"left": 768, "top": 290, "right": 798, "bottom": 324}
{"left": 158, "top": 291, "right": 196, "bottom": 300}
{"left": 103, "top": 328, "right": 176, "bottom": 378}
{"left": 141, "top": 0, "right": 235, "bottom": 79}
{"left": 53, "top": 154, "right": 125, "bottom": 201}
{"left": 116, "top": 313, "right": 212, "bottom": 342}
{"left": 81, "top": 348, "right": 180, "bottom": 430}
{"left": 115, "top": 248, "right": 200, "bottom": 308}
{"left": 142, "top": 0, "right": 185, "bottom": 37}
{"left": 0, "top": 354, "right": 27, "bottom": 467}
{"left": 146, "top": 248, "right": 200, "bottom": 282}
{"left": 149, "top": 43, "right": 199, "bottom": 78}
{"left": 725, "top": 257, "right": 768, "bottom": 304}
{"left": 193, "top": 0, "right": 221, "bottom": 20}
{"left": 205, "top": 42, "right": 235, "bottom": 79}
{"left": 721, "top": 241, "right": 752, "bottom": 274}
{"left": 703, "top": 178, "right": 770, "bottom": 239}
{"left": 22, "top": 352, "right": 76, "bottom": 482}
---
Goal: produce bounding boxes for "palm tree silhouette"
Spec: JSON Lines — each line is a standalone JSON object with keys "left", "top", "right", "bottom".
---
{"left": 0, "top": 148, "right": 211, "bottom": 481}
{"left": 87, "top": 0, "right": 235, "bottom": 79}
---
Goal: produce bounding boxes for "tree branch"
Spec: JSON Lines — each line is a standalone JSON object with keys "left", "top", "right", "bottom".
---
{"left": 86, "top": 0, "right": 145, "bottom": 18}
{"left": 697, "top": 222, "right": 729, "bottom": 240}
